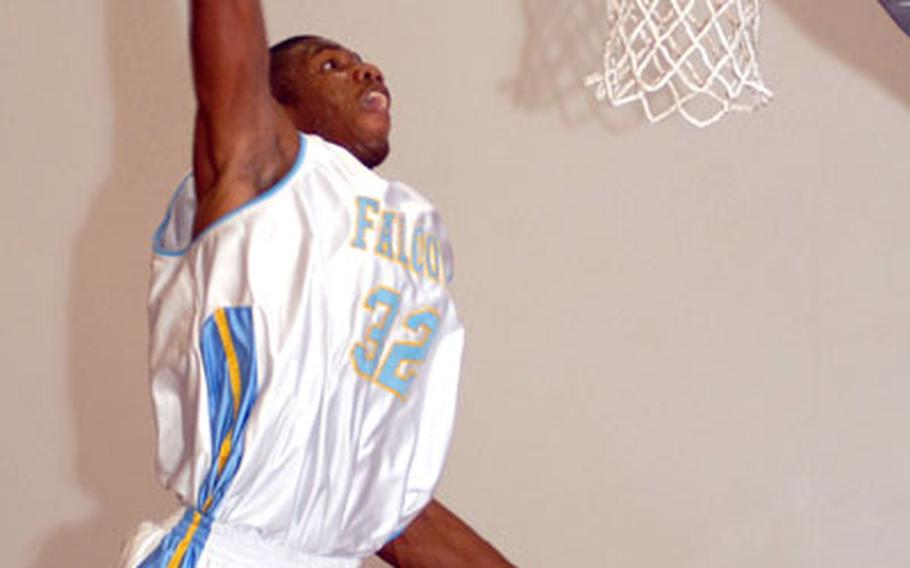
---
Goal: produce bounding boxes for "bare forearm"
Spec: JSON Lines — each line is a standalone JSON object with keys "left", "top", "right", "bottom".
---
{"left": 190, "top": 0, "right": 271, "bottom": 111}
{"left": 377, "top": 500, "right": 514, "bottom": 568}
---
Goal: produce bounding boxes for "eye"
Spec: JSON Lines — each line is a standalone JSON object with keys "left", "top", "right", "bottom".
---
{"left": 320, "top": 58, "right": 341, "bottom": 73}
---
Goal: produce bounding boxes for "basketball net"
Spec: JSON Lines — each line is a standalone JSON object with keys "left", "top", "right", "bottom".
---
{"left": 586, "top": 0, "right": 773, "bottom": 127}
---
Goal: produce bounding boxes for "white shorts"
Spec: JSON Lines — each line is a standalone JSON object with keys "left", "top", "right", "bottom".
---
{"left": 119, "top": 510, "right": 363, "bottom": 568}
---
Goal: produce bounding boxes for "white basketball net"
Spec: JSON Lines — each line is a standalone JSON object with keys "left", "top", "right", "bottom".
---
{"left": 586, "top": 0, "right": 773, "bottom": 127}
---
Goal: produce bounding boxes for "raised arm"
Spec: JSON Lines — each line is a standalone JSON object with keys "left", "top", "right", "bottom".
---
{"left": 189, "top": 0, "right": 299, "bottom": 236}
{"left": 377, "top": 499, "right": 514, "bottom": 568}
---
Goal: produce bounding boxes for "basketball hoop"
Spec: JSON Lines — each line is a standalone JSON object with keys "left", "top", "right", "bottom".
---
{"left": 586, "top": 0, "right": 773, "bottom": 127}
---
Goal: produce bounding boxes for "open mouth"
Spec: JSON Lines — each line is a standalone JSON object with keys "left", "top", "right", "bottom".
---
{"left": 361, "top": 88, "right": 391, "bottom": 113}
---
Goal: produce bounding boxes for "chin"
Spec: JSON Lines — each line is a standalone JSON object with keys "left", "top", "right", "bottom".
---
{"left": 354, "top": 115, "right": 390, "bottom": 168}
{"left": 355, "top": 137, "right": 390, "bottom": 169}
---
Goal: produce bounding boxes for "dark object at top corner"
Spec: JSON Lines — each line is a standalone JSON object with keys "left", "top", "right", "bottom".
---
{"left": 880, "top": 0, "right": 910, "bottom": 36}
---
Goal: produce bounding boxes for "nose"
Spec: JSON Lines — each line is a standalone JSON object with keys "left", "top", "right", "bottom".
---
{"left": 353, "top": 62, "right": 384, "bottom": 84}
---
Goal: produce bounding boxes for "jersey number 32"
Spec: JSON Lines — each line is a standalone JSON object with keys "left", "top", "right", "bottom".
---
{"left": 351, "top": 286, "right": 440, "bottom": 399}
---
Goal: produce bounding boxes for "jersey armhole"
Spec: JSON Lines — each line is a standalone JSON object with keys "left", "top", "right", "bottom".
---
{"left": 153, "top": 133, "right": 309, "bottom": 257}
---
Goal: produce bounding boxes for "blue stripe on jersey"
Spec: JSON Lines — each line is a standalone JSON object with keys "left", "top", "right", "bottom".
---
{"left": 386, "top": 527, "right": 406, "bottom": 544}
{"left": 136, "top": 509, "right": 213, "bottom": 568}
{"left": 197, "top": 307, "right": 258, "bottom": 512}
{"left": 153, "top": 133, "right": 309, "bottom": 257}
{"left": 138, "top": 306, "right": 258, "bottom": 567}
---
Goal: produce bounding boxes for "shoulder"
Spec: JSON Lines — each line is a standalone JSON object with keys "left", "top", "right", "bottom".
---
{"left": 386, "top": 180, "right": 434, "bottom": 211}
{"left": 155, "top": 134, "right": 318, "bottom": 257}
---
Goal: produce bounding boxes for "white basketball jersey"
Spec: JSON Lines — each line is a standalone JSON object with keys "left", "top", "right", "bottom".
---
{"left": 139, "top": 134, "right": 464, "bottom": 566}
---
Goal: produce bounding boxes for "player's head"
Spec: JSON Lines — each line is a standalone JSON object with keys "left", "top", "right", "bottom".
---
{"left": 270, "top": 35, "right": 391, "bottom": 169}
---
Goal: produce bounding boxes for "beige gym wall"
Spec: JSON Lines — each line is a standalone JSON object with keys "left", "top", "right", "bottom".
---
{"left": 2, "top": 1, "right": 910, "bottom": 567}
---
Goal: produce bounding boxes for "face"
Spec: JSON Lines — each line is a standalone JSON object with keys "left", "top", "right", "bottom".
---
{"left": 284, "top": 38, "right": 391, "bottom": 168}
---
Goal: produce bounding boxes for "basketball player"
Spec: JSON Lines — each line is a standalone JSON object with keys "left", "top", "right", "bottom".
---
{"left": 118, "top": 1, "right": 513, "bottom": 567}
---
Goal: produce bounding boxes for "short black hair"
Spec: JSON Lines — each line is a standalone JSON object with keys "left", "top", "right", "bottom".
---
{"left": 269, "top": 35, "right": 332, "bottom": 106}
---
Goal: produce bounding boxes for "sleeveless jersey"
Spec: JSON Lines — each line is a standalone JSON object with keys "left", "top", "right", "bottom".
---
{"left": 141, "top": 134, "right": 464, "bottom": 565}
